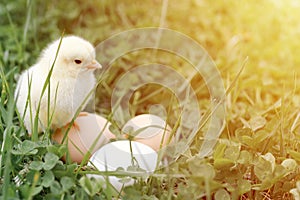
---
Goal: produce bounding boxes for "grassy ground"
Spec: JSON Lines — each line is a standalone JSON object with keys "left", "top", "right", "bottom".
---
{"left": 2, "top": 0, "right": 300, "bottom": 199}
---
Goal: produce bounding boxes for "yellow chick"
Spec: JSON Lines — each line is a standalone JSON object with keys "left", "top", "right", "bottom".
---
{"left": 15, "top": 36, "right": 101, "bottom": 133}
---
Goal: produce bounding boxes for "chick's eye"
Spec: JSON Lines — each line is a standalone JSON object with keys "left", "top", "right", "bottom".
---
{"left": 74, "top": 59, "right": 82, "bottom": 64}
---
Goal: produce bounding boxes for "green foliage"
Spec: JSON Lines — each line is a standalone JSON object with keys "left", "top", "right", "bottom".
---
{"left": 2, "top": 0, "right": 300, "bottom": 199}
{"left": 79, "top": 176, "right": 104, "bottom": 197}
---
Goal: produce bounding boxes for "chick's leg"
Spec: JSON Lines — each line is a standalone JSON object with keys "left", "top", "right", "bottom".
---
{"left": 63, "top": 112, "right": 89, "bottom": 131}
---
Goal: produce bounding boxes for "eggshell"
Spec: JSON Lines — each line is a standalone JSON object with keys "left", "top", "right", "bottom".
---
{"left": 87, "top": 140, "right": 158, "bottom": 191}
{"left": 52, "top": 113, "right": 116, "bottom": 163}
{"left": 121, "top": 114, "right": 173, "bottom": 151}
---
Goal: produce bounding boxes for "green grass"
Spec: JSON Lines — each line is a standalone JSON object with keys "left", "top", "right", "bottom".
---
{"left": 2, "top": 0, "right": 300, "bottom": 199}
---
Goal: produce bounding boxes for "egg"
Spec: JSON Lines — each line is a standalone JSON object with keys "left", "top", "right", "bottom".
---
{"left": 121, "top": 114, "right": 173, "bottom": 151}
{"left": 52, "top": 113, "right": 116, "bottom": 163}
{"left": 87, "top": 140, "right": 158, "bottom": 191}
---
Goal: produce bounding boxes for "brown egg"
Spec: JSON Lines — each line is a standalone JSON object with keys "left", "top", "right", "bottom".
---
{"left": 52, "top": 113, "right": 116, "bottom": 163}
{"left": 121, "top": 114, "right": 173, "bottom": 151}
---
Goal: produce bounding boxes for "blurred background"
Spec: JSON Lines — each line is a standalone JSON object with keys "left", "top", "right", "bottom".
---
{"left": 2, "top": 0, "right": 300, "bottom": 157}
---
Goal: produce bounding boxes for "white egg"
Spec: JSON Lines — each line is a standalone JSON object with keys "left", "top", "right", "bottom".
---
{"left": 87, "top": 140, "right": 158, "bottom": 191}
{"left": 121, "top": 114, "right": 173, "bottom": 151}
{"left": 52, "top": 113, "right": 116, "bottom": 163}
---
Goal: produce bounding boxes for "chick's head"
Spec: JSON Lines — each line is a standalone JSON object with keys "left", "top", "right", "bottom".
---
{"left": 43, "top": 36, "right": 102, "bottom": 77}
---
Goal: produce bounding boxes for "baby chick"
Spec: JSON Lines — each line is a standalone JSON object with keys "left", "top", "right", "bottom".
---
{"left": 15, "top": 35, "right": 101, "bottom": 133}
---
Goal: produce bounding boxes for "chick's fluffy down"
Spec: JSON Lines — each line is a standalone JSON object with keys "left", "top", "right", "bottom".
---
{"left": 15, "top": 36, "right": 101, "bottom": 133}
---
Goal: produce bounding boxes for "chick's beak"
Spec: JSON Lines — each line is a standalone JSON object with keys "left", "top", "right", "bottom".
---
{"left": 85, "top": 60, "right": 102, "bottom": 70}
